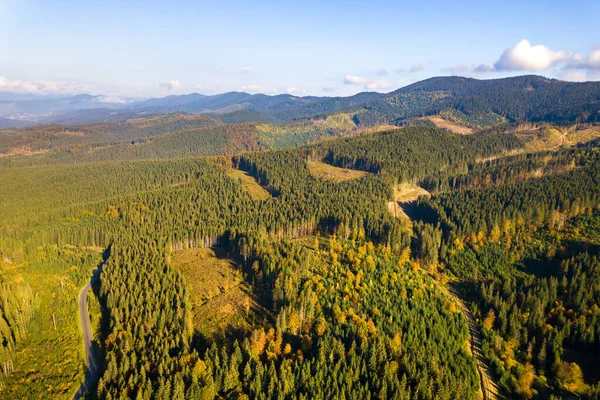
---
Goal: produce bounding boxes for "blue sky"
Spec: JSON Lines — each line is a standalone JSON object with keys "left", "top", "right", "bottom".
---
{"left": 1, "top": 0, "right": 599, "bottom": 99}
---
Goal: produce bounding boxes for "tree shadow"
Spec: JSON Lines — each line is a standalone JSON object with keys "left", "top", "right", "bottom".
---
{"left": 190, "top": 246, "right": 273, "bottom": 355}
{"left": 83, "top": 246, "right": 111, "bottom": 400}
{"left": 401, "top": 201, "right": 439, "bottom": 225}
{"left": 518, "top": 240, "right": 600, "bottom": 278}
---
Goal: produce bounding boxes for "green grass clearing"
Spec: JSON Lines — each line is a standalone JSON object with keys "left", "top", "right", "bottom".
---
{"left": 227, "top": 169, "right": 271, "bottom": 201}
{"left": 520, "top": 125, "right": 600, "bottom": 153}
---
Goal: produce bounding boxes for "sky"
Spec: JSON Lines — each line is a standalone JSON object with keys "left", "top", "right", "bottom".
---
{"left": 1, "top": 0, "right": 599, "bottom": 99}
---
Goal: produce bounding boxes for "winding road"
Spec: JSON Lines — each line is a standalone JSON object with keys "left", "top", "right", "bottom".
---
{"left": 73, "top": 262, "right": 103, "bottom": 400}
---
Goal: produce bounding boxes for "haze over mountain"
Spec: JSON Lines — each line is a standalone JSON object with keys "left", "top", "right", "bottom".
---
{"left": 1, "top": 75, "right": 599, "bottom": 129}
{"left": 2, "top": 74, "right": 599, "bottom": 168}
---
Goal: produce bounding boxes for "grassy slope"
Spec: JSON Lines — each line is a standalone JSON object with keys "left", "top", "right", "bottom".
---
{"left": 427, "top": 116, "right": 474, "bottom": 135}
{"left": 0, "top": 246, "right": 102, "bottom": 399}
{"left": 0, "top": 113, "right": 361, "bottom": 166}
{"left": 307, "top": 161, "right": 371, "bottom": 182}
{"left": 521, "top": 125, "right": 600, "bottom": 153}
{"left": 170, "top": 248, "right": 264, "bottom": 342}
{"left": 226, "top": 169, "right": 271, "bottom": 201}
{"left": 388, "top": 183, "right": 431, "bottom": 223}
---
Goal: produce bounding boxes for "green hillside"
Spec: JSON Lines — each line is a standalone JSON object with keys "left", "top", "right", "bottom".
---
{"left": 2, "top": 117, "right": 600, "bottom": 398}
{"left": 2, "top": 76, "right": 600, "bottom": 167}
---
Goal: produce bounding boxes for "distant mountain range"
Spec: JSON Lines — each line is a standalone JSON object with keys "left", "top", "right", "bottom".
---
{"left": 1, "top": 75, "right": 599, "bottom": 128}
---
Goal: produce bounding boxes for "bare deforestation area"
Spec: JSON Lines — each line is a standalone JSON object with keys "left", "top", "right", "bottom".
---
{"left": 307, "top": 161, "right": 371, "bottom": 182}
{"left": 521, "top": 124, "right": 600, "bottom": 153}
{"left": 227, "top": 168, "right": 271, "bottom": 201}
{"left": 171, "top": 247, "right": 266, "bottom": 342}
{"left": 388, "top": 183, "right": 430, "bottom": 222}
{"left": 427, "top": 116, "right": 474, "bottom": 135}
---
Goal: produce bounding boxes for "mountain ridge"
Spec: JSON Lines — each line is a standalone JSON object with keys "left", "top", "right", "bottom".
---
{"left": 0, "top": 75, "right": 598, "bottom": 128}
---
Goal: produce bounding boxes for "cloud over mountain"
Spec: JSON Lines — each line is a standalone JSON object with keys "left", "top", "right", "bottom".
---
{"left": 473, "top": 63, "right": 495, "bottom": 73}
{"left": 159, "top": 80, "right": 181, "bottom": 92}
{"left": 0, "top": 76, "right": 90, "bottom": 95}
{"left": 241, "top": 84, "right": 277, "bottom": 94}
{"left": 444, "top": 40, "right": 600, "bottom": 81}
{"left": 365, "top": 80, "right": 394, "bottom": 91}
{"left": 343, "top": 75, "right": 369, "bottom": 85}
{"left": 569, "top": 50, "right": 600, "bottom": 70}
{"left": 409, "top": 63, "right": 424, "bottom": 73}
{"left": 344, "top": 74, "right": 393, "bottom": 92}
{"left": 494, "top": 39, "right": 568, "bottom": 71}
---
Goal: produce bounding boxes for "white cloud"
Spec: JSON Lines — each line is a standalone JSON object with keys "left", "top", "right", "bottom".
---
{"left": 561, "top": 69, "right": 600, "bottom": 82}
{"left": 375, "top": 69, "right": 389, "bottom": 76}
{"left": 568, "top": 50, "right": 600, "bottom": 70}
{"left": 241, "top": 84, "right": 277, "bottom": 94}
{"left": 443, "top": 62, "right": 496, "bottom": 76}
{"left": 464, "top": 41, "right": 600, "bottom": 77}
{"left": 365, "top": 80, "right": 394, "bottom": 91}
{"left": 95, "top": 95, "right": 131, "bottom": 104}
{"left": 561, "top": 70, "right": 589, "bottom": 82}
{"left": 239, "top": 66, "right": 256, "bottom": 81}
{"left": 286, "top": 87, "right": 306, "bottom": 95}
{"left": 195, "top": 83, "right": 226, "bottom": 95}
{"left": 473, "top": 63, "right": 495, "bottom": 73}
{"left": 443, "top": 40, "right": 580, "bottom": 76}
{"left": 159, "top": 80, "right": 181, "bottom": 92}
{"left": 343, "top": 74, "right": 394, "bottom": 92}
{"left": 322, "top": 86, "right": 337, "bottom": 92}
{"left": 409, "top": 63, "right": 424, "bottom": 73}
{"left": 494, "top": 39, "right": 568, "bottom": 71}
{"left": 0, "top": 76, "right": 90, "bottom": 95}
{"left": 443, "top": 64, "right": 471, "bottom": 75}
{"left": 343, "top": 74, "right": 369, "bottom": 85}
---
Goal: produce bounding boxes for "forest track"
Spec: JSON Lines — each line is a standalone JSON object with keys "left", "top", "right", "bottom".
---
{"left": 425, "top": 271, "right": 501, "bottom": 399}
{"left": 447, "top": 286, "right": 501, "bottom": 400}
{"left": 73, "top": 261, "right": 104, "bottom": 400}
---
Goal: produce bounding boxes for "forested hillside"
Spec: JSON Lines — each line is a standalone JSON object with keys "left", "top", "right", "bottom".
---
{"left": 410, "top": 141, "right": 600, "bottom": 398}
{"left": 0, "top": 113, "right": 362, "bottom": 166}
{"left": 396, "top": 76, "right": 600, "bottom": 123}
{"left": 1, "top": 110, "right": 599, "bottom": 399}
{"left": 2, "top": 75, "right": 599, "bottom": 166}
{"left": 343, "top": 76, "right": 600, "bottom": 128}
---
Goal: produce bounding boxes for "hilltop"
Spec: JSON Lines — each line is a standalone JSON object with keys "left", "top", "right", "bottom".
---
{"left": 1, "top": 75, "right": 599, "bottom": 128}
{"left": 1, "top": 75, "right": 599, "bottom": 166}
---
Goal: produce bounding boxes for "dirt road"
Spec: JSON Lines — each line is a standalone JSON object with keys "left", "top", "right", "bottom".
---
{"left": 72, "top": 262, "right": 103, "bottom": 400}
{"left": 424, "top": 270, "right": 501, "bottom": 399}
{"left": 448, "top": 286, "right": 501, "bottom": 400}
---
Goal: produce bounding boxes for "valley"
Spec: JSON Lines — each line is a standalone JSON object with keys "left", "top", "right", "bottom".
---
{"left": 1, "top": 75, "right": 599, "bottom": 400}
